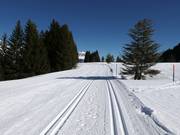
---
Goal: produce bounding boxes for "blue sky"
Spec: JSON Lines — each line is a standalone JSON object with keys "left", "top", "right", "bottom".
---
{"left": 0, "top": 0, "right": 180, "bottom": 57}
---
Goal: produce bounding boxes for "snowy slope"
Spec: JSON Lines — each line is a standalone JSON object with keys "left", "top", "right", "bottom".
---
{"left": 0, "top": 63, "right": 179, "bottom": 135}
{"left": 118, "top": 63, "right": 180, "bottom": 134}
{"left": 0, "top": 64, "right": 107, "bottom": 135}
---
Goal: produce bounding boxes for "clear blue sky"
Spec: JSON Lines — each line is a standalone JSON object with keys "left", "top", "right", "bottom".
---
{"left": 0, "top": 0, "right": 180, "bottom": 57}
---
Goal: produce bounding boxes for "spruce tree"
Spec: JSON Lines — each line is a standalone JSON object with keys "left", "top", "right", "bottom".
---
{"left": 84, "top": 51, "right": 91, "bottom": 62}
{"left": 69, "top": 32, "right": 78, "bottom": 67}
{"left": 173, "top": 43, "right": 180, "bottom": 62}
{"left": 23, "top": 20, "right": 49, "bottom": 77}
{"left": 0, "top": 34, "right": 9, "bottom": 80}
{"left": 45, "top": 19, "right": 63, "bottom": 72}
{"left": 6, "top": 20, "right": 24, "bottom": 79}
{"left": 116, "top": 56, "right": 122, "bottom": 62}
{"left": 90, "top": 52, "right": 95, "bottom": 62}
{"left": 106, "top": 53, "right": 114, "bottom": 63}
{"left": 35, "top": 31, "right": 50, "bottom": 74}
{"left": 101, "top": 56, "right": 104, "bottom": 62}
{"left": 159, "top": 49, "right": 175, "bottom": 62}
{"left": 60, "top": 25, "right": 78, "bottom": 70}
{"left": 94, "top": 50, "right": 100, "bottom": 62}
{"left": 122, "top": 19, "right": 159, "bottom": 80}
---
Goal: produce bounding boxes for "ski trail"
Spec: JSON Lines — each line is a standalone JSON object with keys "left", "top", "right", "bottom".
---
{"left": 106, "top": 79, "right": 128, "bottom": 135}
{"left": 40, "top": 80, "right": 93, "bottom": 135}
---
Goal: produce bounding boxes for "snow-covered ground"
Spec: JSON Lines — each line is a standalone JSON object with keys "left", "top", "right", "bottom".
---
{"left": 110, "top": 63, "right": 180, "bottom": 134}
{"left": 0, "top": 63, "right": 179, "bottom": 135}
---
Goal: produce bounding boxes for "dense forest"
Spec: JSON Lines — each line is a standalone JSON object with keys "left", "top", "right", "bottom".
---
{"left": 0, "top": 19, "right": 78, "bottom": 80}
{"left": 160, "top": 43, "right": 180, "bottom": 62}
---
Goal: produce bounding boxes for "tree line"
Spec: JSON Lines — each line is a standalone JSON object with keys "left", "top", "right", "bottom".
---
{"left": 159, "top": 43, "right": 180, "bottom": 62}
{"left": 84, "top": 50, "right": 100, "bottom": 62}
{"left": 0, "top": 19, "right": 78, "bottom": 80}
{"left": 84, "top": 51, "right": 122, "bottom": 63}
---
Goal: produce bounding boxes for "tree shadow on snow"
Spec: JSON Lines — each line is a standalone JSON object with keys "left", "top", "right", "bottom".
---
{"left": 56, "top": 76, "right": 116, "bottom": 80}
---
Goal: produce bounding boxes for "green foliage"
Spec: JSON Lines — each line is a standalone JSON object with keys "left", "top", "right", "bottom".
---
{"left": 45, "top": 19, "right": 63, "bottom": 72}
{"left": 101, "top": 56, "right": 105, "bottom": 62}
{"left": 0, "top": 19, "right": 78, "bottom": 81}
{"left": 84, "top": 51, "right": 91, "bottom": 62}
{"left": 84, "top": 50, "right": 100, "bottom": 62}
{"left": 116, "top": 56, "right": 122, "bottom": 62}
{"left": 23, "top": 20, "right": 42, "bottom": 77}
{"left": 160, "top": 43, "right": 180, "bottom": 62}
{"left": 5, "top": 21, "right": 24, "bottom": 79}
{"left": 0, "top": 34, "right": 9, "bottom": 80}
{"left": 121, "top": 19, "right": 160, "bottom": 80}
{"left": 45, "top": 20, "right": 78, "bottom": 72}
{"left": 106, "top": 53, "right": 114, "bottom": 63}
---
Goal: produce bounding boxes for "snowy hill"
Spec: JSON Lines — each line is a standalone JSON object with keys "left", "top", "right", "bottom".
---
{"left": 110, "top": 63, "right": 180, "bottom": 134}
{"left": 0, "top": 63, "right": 179, "bottom": 134}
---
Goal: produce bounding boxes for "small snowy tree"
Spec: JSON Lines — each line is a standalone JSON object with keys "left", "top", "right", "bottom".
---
{"left": 122, "top": 19, "right": 159, "bottom": 80}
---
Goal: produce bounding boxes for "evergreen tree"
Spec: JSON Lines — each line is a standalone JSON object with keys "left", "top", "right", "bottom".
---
{"left": 85, "top": 50, "right": 100, "bottom": 62}
{"left": 0, "top": 19, "right": 78, "bottom": 80}
{"left": 84, "top": 51, "right": 91, "bottom": 62}
{"left": 5, "top": 20, "right": 24, "bottom": 79}
{"left": 122, "top": 19, "right": 159, "bottom": 80}
{"left": 69, "top": 32, "right": 78, "bottom": 67}
{"left": 101, "top": 56, "right": 104, "bottom": 62}
{"left": 173, "top": 43, "right": 180, "bottom": 62}
{"left": 0, "top": 34, "right": 9, "bottom": 80}
{"left": 159, "top": 49, "right": 175, "bottom": 62}
{"left": 59, "top": 25, "right": 78, "bottom": 70}
{"left": 94, "top": 50, "right": 100, "bottom": 62}
{"left": 106, "top": 53, "right": 114, "bottom": 63}
{"left": 45, "top": 19, "right": 63, "bottom": 72}
{"left": 160, "top": 43, "right": 180, "bottom": 62}
{"left": 35, "top": 31, "right": 50, "bottom": 74}
{"left": 23, "top": 20, "right": 49, "bottom": 77}
{"left": 116, "top": 56, "right": 122, "bottom": 62}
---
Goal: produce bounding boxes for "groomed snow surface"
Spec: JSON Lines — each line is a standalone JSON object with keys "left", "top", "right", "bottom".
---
{"left": 0, "top": 63, "right": 179, "bottom": 135}
{"left": 110, "top": 62, "right": 180, "bottom": 134}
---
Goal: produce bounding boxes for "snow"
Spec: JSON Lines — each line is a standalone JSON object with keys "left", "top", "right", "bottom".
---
{"left": 0, "top": 62, "right": 179, "bottom": 134}
{"left": 117, "top": 63, "right": 180, "bottom": 134}
{"left": 78, "top": 51, "right": 86, "bottom": 62}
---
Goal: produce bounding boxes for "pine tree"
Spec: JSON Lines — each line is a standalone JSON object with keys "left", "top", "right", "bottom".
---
{"left": 122, "top": 19, "right": 159, "bottom": 80}
{"left": 94, "top": 50, "right": 100, "bottom": 62}
{"left": 35, "top": 31, "right": 50, "bottom": 74}
{"left": 5, "top": 20, "right": 24, "bottom": 79}
{"left": 0, "top": 34, "right": 9, "bottom": 80}
{"left": 106, "top": 53, "right": 114, "bottom": 63}
{"left": 60, "top": 25, "right": 78, "bottom": 70}
{"left": 45, "top": 19, "right": 63, "bottom": 72}
{"left": 69, "top": 32, "right": 78, "bottom": 67}
{"left": 101, "top": 56, "right": 104, "bottom": 62}
{"left": 23, "top": 20, "right": 49, "bottom": 77}
{"left": 173, "top": 43, "right": 180, "bottom": 62}
{"left": 159, "top": 49, "right": 175, "bottom": 62}
{"left": 116, "top": 56, "right": 122, "bottom": 62}
{"left": 45, "top": 20, "right": 78, "bottom": 72}
{"left": 84, "top": 51, "right": 91, "bottom": 62}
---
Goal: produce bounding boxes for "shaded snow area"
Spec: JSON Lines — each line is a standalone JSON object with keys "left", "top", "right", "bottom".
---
{"left": 0, "top": 63, "right": 179, "bottom": 135}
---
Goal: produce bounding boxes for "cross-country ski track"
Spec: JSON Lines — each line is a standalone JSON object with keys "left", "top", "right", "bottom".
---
{"left": 0, "top": 63, "right": 178, "bottom": 135}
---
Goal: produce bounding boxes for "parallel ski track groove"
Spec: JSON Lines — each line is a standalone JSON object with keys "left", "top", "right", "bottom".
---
{"left": 106, "top": 79, "right": 129, "bottom": 135}
{"left": 40, "top": 80, "right": 94, "bottom": 135}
